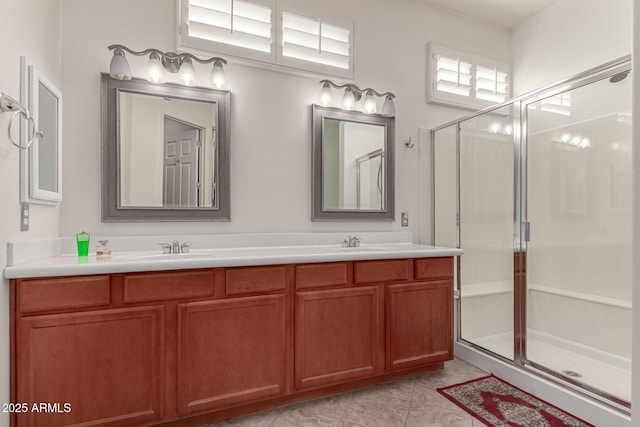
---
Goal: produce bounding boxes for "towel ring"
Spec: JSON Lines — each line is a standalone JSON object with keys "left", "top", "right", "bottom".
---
{"left": 8, "top": 110, "right": 42, "bottom": 150}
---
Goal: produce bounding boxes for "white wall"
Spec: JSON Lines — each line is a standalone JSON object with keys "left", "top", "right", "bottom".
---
{"left": 632, "top": 1, "right": 640, "bottom": 424}
{"left": 512, "top": 0, "right": 632, "bottom": 95}
{"left": 58, "top": 0, "right": 509, "bottom": 239}
{"left": 0, "top": 2, "right": 61, "bottom": 426}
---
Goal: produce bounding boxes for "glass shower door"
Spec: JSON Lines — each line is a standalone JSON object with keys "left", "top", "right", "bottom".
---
{"left": 524, "top": 70, "right": 632, "bottom": 403}
{"left": 457, "top": 111, "right": 516, "bottom": 361}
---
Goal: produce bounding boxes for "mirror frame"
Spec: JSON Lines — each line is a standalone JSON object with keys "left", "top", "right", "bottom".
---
{"left": 311, "top": 105, "right": 395, "bottom": 221}
{"left": 20, "top": 58, "right": 63, "bottom": 205}
{"left": 101, "top": 73, "right": 230, "bottom": 221}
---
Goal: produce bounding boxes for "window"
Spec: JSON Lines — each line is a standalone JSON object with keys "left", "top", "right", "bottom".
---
{"left": 277, "top": 7, "right": 353, "bottom": 78}
{"left": 180, "top": 0, "right": 275, "bottom": 63}
{"left": 475, "top": 65, "right": 508, "bottom": 104}
{"left": 179, "top": 0, "right": 355, "bottom": 79}
{"left": 428, "top": 43, "right": 510, "bottom": 110}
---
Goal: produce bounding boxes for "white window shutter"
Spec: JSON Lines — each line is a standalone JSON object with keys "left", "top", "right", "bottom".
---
{"left": 280, "top": 13, "right": 351, "bottom": 70}
{"left": 436, "top": 56, "right": 472, "bottom": 97}
{"left": 474, "top": 58, "right": 509, "bottom": 108}
{"left": 428, "top": 44, "right": 475, "bottom": 107}
{"left": 276, "top": 0, "right": 354, "bottom": 79}
{"left": 179, "top": 0, "right": 355, "bottom": 79}
{"left": 179, "top": 0, "right": 275, "bottom": 62}
{"left": 428, "top": 42, "right": 510, "bottom": 111}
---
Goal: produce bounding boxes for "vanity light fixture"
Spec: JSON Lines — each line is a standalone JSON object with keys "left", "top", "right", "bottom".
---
{"left": 319, "top": 80, "right": 396, "bottom": 116}
{"left": 108, "top": 44, "right": 228, "bottom": 88}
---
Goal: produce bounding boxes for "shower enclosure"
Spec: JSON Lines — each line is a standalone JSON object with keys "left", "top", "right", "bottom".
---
{"left": 432, "top": 56, "right": 632, "bottom": 409}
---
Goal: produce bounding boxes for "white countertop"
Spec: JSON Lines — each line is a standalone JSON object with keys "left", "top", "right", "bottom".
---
{"left": 4, "top": 232, "right": 462, "bottom": 279}
{"left": 4, "top": 244, "right": 462, "bottom": 279}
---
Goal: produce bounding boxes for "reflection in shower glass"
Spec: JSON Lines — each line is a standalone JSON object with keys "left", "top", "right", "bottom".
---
{"left": 525, "top": 71, "right": 632, "bottom": 402}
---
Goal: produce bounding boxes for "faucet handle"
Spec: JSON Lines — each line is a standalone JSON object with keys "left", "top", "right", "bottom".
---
{"left": 180, "top": 242, "right": 193, "bottom": 254}
{"left": 352, "top": 237, "right": 361, "bottom": 247}
{"left": 159, "top": 243, "right": 172, "bottom": 254}
{"left": 340, "top": 238, "right": 349, "bottom": 248}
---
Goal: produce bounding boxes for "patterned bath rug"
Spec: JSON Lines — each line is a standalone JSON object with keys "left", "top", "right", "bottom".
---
{"left": 437, "top": 374, "right": 594, "bottom": 426}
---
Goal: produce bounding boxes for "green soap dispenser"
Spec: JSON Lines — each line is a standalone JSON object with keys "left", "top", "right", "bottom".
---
{"left": 76, "top": 230, "right": 90, "bottom": 257}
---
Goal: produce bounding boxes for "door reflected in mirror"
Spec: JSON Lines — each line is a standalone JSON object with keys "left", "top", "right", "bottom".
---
{"left": 119, "top": 92, "right": 217, "bottom": 208}
{"left": 312, "top": 105, "right": 394, "bottom": 221}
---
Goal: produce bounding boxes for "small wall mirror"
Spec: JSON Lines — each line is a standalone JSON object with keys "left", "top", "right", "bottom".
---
{"left": 20, "top": 59, "right": 63, "bottom": 205}
{"left": 101, "top": 74, "right": 230, "bottom": 221}
{"left": 312, "top": 105, "right": 395, "bottom": 221}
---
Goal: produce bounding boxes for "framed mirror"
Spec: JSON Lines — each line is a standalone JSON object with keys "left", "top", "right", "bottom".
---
{"left": 101, "top": 74, "right": 230, "bottom": 221}
{"left": 312, "top": 105, "right": 395, "bottom": 221}
{"left": 20, "top": 58, "right": 63, "bottom": 205}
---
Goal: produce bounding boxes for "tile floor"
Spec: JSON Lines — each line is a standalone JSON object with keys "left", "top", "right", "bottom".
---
{"left": 201, "top": 358, "right": 489, "bottom": 427}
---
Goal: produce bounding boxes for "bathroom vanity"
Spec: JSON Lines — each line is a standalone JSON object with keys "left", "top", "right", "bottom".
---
{"left": 6, "top": 235, "right": 460, "bottom": 427}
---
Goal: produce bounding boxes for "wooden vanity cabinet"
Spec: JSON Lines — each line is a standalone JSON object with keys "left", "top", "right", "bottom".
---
{"left": 11, "top": 257, "right": 454, "bottom": 427}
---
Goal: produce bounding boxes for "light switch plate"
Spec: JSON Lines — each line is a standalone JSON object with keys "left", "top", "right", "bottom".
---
{"left": 401, "top": 211, "right": 409, "bottom": 227}
{"left": 20, "top": 203, "right": 29, "bottom": 231}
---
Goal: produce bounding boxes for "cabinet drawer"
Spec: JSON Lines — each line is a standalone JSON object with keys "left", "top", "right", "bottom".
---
{"left": 19, "top": 275, "right": 111, "bottom": 314}
{"left": 295, "top": 262, "right": 349, "bottom": 290}
{"left": 226, "top": 266, "right": 286, "bottom": 296}
{"left": 353, "top": 260, "right": 409, "bottom": 284}
{"left": 124, "top": 270, "right": 215, "bottom": 303}
{"left": 414, "top": 257, "right": 453, "bottom": 280}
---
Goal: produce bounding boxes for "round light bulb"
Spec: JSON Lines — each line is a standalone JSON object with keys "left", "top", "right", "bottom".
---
{"left": 180, "top": 58, "right": 196, "bottom": 86}
{"left": 363, "top": 92, "right": 376, "bottom": 114}
{"left": 381, "top": 96, "right": 396, "bottom": 117}
{"left": 342, "top": 89, "right": 356, "bottom": 110}
{"left": 320, "top": 85, "right": 333, "bottom": 106}
{"left": 146, "top": 53, "right": 165, "bottom": 84}
{"left": 210, "top": 61, "right": 226, "bottom": 89}
{"left": 109, "top": 49, "right": 131, "bottom": 80}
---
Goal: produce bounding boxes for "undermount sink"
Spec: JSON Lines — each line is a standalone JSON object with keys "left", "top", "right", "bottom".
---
{"left": 321, "top": 246, "right": 388, "bottom": 252}
{"left": 113, "top": 252, "right": 216, "bottom": 262}
{"left": 111, "top": 245, "right": 394, "bottom": 263}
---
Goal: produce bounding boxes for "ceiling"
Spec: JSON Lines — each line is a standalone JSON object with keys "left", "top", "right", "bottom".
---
{"left": 422, "top": 0, "right": 563, "bottom": 29}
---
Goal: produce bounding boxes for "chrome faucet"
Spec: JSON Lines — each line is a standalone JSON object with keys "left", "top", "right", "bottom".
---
{"left": 340, "top": 235, "right": 361, "bottom": 248}
{"left": 159, "top": 240, "right": 193, "bottom": 254}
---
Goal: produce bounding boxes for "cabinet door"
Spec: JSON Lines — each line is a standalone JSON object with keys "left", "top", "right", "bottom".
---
{"left": 386, "top": 280, "right": 453, "bottom": 371}
{"left": 177, "top": 295, "right": 286, "bottom": 415}
{"left": 16, "top": 306, "right": 165, "bottom": 427}
{"left": 295, "top": 286, "right": 380, "bottom": 390}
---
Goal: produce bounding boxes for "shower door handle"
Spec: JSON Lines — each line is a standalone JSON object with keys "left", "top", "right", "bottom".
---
{"left": 523, "top": 221, "right": 531, "bottom": 242}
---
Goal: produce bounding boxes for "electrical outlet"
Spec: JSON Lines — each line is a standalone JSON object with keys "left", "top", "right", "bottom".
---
{"left": 401, "top": 211, "right": 409, "bottom": 227}
{"left": 20, "top": 203, "right": 29, "bottom": 231}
